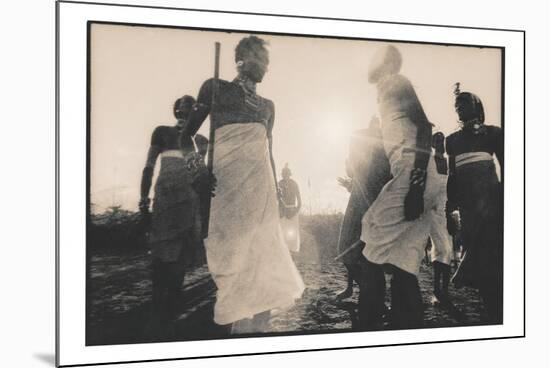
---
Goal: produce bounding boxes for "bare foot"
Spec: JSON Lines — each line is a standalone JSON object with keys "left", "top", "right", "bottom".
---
{"left": 335, "top": 287, "right": 353, "bottom": 301}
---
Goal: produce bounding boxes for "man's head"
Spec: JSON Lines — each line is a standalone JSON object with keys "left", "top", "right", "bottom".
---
{"left": 173, "top": 95, "right": 196, "bottom": 122}
{"left": 235, "top": 35, "right": 269, "bottom": 83}
{"left": 282, "top": 163, "right": 292, "bottom": 180}
{"left": 194, "top": 134, "right": 209, "bottom": 157}
{"left": 368, "top": 45, "right": 402, "bottom": 84}
{"left": 455, "top": 91, "right": 485, "bottom": 126}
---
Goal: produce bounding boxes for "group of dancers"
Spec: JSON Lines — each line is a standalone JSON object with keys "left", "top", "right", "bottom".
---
{"left": 138, "top": 35, "right": 503, "bottom": 337}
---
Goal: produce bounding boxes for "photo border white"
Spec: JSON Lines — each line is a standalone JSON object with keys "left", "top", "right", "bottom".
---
{"left": 56, "top": 1, "right": 525, "bottom": 366}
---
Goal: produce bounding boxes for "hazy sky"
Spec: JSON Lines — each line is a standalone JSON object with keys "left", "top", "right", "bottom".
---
{"left": 90, "top": 23, "right": 501, "bottom": 214}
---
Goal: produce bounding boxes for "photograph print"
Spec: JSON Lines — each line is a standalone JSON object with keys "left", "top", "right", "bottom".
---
{"left": 86, "top": 20, "right": 507, "bottom": 347}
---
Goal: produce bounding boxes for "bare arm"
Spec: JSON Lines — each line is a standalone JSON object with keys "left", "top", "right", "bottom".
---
{"left": 182, "top": 79, "right": 213, "bottom": 137}
{"left": 445, "top": 137, "right": 459, "bottom": 235}
{"left": 494, "top": 126, "right": 504, "bottom": 181}
{"left": 404, "top": 86, "right": 433, "bottom": 220}
{"left": 139, "top": 144, "right": 161, "bottom": 211}
{"left": 412, "top": 117, "right": 433, "bottom": 173}
{"left": 267, "top": 102, "right": 280, "bottom": 199}
{"left": 446, "top": 155, "right": 457, "bottom": 201}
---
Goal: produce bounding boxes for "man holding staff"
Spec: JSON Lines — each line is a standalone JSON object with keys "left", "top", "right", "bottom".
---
{"left": 183, "top": 35, "right": 304, "bottom": 334}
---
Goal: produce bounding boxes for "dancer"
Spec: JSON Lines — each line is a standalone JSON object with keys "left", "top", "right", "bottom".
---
{"left": 446, "top": 84, "right": 503, "bottom": 324}
{"left": 335, "top": 116, "right": 391, "bottom": 303}
{"left": 183, "top": 36, "right": 304, "bottom": 334}
{"left": 278, "top": 164, "right": 302, "bottom": 252}
{"left": 359, "top": 45, "right": 440, "bottom": 330}
{"left": 139, "top": 95, "right": 205, "bottom": 333}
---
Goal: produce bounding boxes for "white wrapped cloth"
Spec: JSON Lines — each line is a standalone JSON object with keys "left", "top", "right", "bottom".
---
{"left": 280, "top": 204, "right": 301, "bottom": 252}
{"left": 205, "top": 123, "right": 305, "bottom": 325}
{"left": 361, "top": 117, "right": 440, "bottom": 276}
{"left": 429, "top": 174, "right": 454, "bottom": 265}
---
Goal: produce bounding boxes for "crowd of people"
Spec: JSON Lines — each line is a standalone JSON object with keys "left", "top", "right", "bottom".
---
{"left": 137, "top": 36, "right": 504, "bottom": 338}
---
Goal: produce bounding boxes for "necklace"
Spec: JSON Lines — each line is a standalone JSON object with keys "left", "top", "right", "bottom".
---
{"left": 234, "top": 76, "right": 257, "bottom": 95}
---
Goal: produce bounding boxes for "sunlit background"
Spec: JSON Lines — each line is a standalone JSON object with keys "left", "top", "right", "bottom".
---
{"left": 90, "top": 24, "right": 501, "bottom": 214}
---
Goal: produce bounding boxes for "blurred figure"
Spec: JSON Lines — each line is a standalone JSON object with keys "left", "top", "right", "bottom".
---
{"left": 446, "top": 84, "right": 503, "bottom": 324}
{"left": 278, "top": 164, "right": 302, "bottom": 252}
{"left": 335, "top": 116, "right": 391, "bottom": 304}
{"left": 359, "top": 45, "right": 440, "bottom": 330}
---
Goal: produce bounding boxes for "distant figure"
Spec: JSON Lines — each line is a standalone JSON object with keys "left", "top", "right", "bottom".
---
{"left": 278, "top": 164, "right": 302, "bottom": 252}
{"left": 360, "top": 45, "right": 441, "bottom": 330}
{"left": 446, "top": 84, "right": 503, "bottom": 324}
{"left": 182, "top": 35, "right": 304, "bottom": 334}
{"left": 428, "top": 132, "right": 454, "bottom": 304}
{"left": 335, "top": 116, "right": 391, "bottom": 303}
{"left": 139, "top": 95, "right": 205, "bottom": 331}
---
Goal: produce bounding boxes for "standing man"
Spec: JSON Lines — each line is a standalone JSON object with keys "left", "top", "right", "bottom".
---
{"left": 446, "top": 85, "right": 503, "bottom": 324}
{"left": 278, "top": 164, "right": 302, "bottom": 252}
{"left": 182, "top": 36, "right": 304, "bottom": 334}
{"left": 139, "top": 95, "right": 204, "bottom": 335}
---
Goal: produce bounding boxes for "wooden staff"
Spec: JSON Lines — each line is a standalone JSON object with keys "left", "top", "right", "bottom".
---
{"left": 203, "top": 42, "right": 220, "bottom": 236}
{"left": 334, "top": 240, "right": 364, "bottom": 261}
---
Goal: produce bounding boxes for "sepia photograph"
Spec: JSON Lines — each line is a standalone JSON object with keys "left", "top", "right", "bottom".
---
{"left": 54, "top": 1, "right": 525, "bottom": 366}
{"left": 86, "top": 22, "right": 504, "bottom": 344}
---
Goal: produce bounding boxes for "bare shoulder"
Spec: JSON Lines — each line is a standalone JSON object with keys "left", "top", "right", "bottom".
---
{"left": 152, "top": 125, "right": 171, "bottom": 136}
{"left": 262, "top": 97, "right": 275, "bottom": 112}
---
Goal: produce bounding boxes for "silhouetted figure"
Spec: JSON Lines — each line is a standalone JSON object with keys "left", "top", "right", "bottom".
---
{"left": 446, "top": 84, "right": 503, "bottom": 324}
{"left": 139, "top": 95, "right": 205, "bottom": 336}
{"left": 335, "top": 116, "right": 391, "bottom": 303}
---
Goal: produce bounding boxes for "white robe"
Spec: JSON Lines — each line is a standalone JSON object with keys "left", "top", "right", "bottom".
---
{"left": 430, "top": 174, "right": 454, "bottom": 265}
{"left": 205, "top": 123, "right": 305, "bottom": 325}
{"left": 361, "top": 117, "right": 440, "bottom": 276}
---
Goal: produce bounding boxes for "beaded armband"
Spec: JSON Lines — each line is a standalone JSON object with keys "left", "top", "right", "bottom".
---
{"left": 409, "top": 167, "right": 427, "bottom": 189}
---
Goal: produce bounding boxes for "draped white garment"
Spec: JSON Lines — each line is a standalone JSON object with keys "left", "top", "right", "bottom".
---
{"left": 361, "top": 117, "right": 441, "bottom": 276}
{"left": 205, "top": 123, "right": 305, "bottom": 325}
{"left": 280, "top": 203, "right": 301, "bottom": 253}
{"left": 429, "top": 174, "right": 454, "bottom": 265}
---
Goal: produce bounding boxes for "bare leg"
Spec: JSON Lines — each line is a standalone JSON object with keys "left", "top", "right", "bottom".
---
{"left": 230, "top": 318, "right": 253, "bottom": 334}
{"left": 230, "top": 310, "right": 272, "bottom": 334}
{"left": 433, "top": 261, "right": 442, "bottom": 301}
{"left": 440, "top": 263, "right": 451, "bottom": 301}
{"left": 357, "top": 257, "right": 386, "bottom": 330}
{"left": 390, "top": 267, "right": 423, "bottom": 329}
{"left": 251, "top": 310, "right": 271, "bottom": 332}
{"left": 336, "top": 266, "right": 354, "bottom": 301}
{"left": 479, "top": 273, "right": 503, "bottom": 324}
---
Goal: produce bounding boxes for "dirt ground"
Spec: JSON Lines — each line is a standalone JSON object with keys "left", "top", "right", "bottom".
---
{"left": 87, "top": 250, "right": 488, "bottom": 345}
